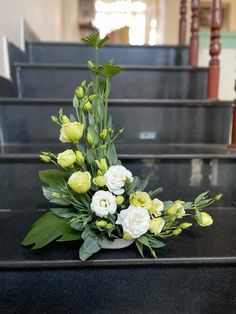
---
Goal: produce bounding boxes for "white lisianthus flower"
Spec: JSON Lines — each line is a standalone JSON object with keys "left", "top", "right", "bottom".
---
{"left": 116, "top": 205, "right": 151, "bottom": 239}
{"left": 104, "top": 165, "right": 133, "bottom": 195}
{"left": 91, "top": 191, "right": 117, "bottom": 218}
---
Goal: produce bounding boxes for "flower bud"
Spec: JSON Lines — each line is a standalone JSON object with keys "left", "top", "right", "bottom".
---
{"left": 95, "top": 158, "right": 108, "bottom": 173}
{"left": 179, "top": 222, "right": 192, "bottom": 229}
{"left": 100, "top": 129, "right": 108, "bottom": 140}
{"left": 172, "top": 227, "right": 182, "bottom": 236}
{"left": 75, "top": 151, "right": 84, "bottom": 165}
{"left": 215, "top": 194, "right": 223, "bottom": 201}
{"left": 62, "top": 115, "right": 70, "bottom": 124}
{"left": 68, "top": 171, "right": 91, "bottom": 194}
{"left": 149, "top": 218, "right": 165, "bottom": 235}
{"left": 75, "top": 86, "right": 84, "bottom": 99}
{"left": 86, "top": 132, "right": 94, "bottom": 145}
{"left": 123, "top": 232, "right": 132, "bottom": 241}
{"left": 89, "top": 94, "right": 96, "bottom": 101}
{"left": 83, "top": 101, "right": 91, "bottom": 112}
{"left": 130, "top": 191, "right": 152, "bottom": 209}
{"left": 60, "top": 122, "right": 84, "bottom": 143}
{"left": 57, "top": 149, "right": 76, "bottom": 168}
{"left": 195, "top": 212, "right": 213, "bottom": 227}
{"left": 51, "top": 115, "right": 59, "bottom": 123}
{"left": 87, "top": 60, "right": 94, "bottom": 68}
{"left": 93, "top": 176, "right": 106, "bottom": 187}
{"left": 52, "top": 192, "right": 62, "bottom": 199}
{"left": 116, "top": 196, "right": 124, "bottom": 205}
{"left": 40, "top": 153, "right": 51, "bottom": 163}
{"left": 106, "top": 223, "right": 113, "bottom": 229}
{"left": 96, "top": 220, "right": 108, "bottom": 228}
{"left": 119, "top": 128, "right": 125, "bottom": 134}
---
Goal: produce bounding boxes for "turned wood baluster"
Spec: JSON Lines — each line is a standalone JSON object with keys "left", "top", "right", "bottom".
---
{"left": 229, "top": 81, "right": 236, "bottom": 148}
{"left": 207, "top": 0, "right": 222, "bottom": 99}
{"left": 178, "top": 0, "right": 187, "bottom": 45}
{"left": 189, "top": 0, "right": 200, "bottom": 66}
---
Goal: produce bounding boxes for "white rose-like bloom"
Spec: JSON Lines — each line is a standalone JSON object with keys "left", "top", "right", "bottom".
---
{"left": 104, "top": 165, "right": 133, "bottom": 195}
{"left": 116, "top": 205, "right": 151, "bottom": 239}
{"left": 91, "top": 191, "right": 117, "bottom": 218}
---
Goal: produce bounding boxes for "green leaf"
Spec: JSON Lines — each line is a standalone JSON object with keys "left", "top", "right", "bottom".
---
{"left": 39, "top": 169, "right": 67, "bottom": 186}
{"left": 73, "top": 95, "right": 79, "bottom": 109}
{"left": 79, "top": 236, "right": 101, "bottom": 261}
{"left": 140, "top": 176, "right": 149, "bottom": 190}
{"left": 149, "top": 187, "right": 163, "bottom": 198}
{"left": 50, "top": 207, "right": 78, "bottom": 218}
{"left": 106, "top": 144, "right": 118, "bottom": 165}
{"left": 146, "top": 237, "right": 165, "bottom": 249}
{"left": 42, "top": 186, "right": 71, "bottom": 206}
{"left": 81, "top": 32, "right": 109, "bottom": 49}
{"left": 99, "top": 64, "right": 122, "bottom": 78}
{"left": 194, "top": 191, "right": 209, "bottom": 205}
{"left": 135, "top": 240, "right": 144, "bottom": 257}
{"left": 21, "top": 212, "right": 80, "bottom": 249}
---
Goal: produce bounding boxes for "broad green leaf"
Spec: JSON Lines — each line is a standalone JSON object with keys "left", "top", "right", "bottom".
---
{"left": 73, "top": 95, "right": 79, "bottom": 108}
{"left": 79, "top": 236, "right": 101, "bottom": 261}
{"left": 106, "top": 144, "right": 118, "bottom": 165}
{"left": 21, "top": 212, "right": 80, "bottom": 249}
{"left": 50, "top": 207, "right": 78, "bottom": 218}
{"left": 149, "top": 187, "right": 163, "bottom": 198}
{"left": 146, "top": 237, "right": 165, "bottom": 249}
{"left": 39, "top": 169, "right": 67, "bottom": 186}
{"left": 99, "top": 64, "right": 122, "bottom": 78}
{"left": 163, "top": 201, "right": 174, "bottom": 210}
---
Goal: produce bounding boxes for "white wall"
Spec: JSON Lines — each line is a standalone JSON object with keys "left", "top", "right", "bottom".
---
{"left": 0, "top": 0, "right": 80, "bottom": 76}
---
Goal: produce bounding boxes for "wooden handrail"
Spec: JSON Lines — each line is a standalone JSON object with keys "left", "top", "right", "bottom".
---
{"left": 178, "top": 0, "right": 187, "bottom": 45}
{"left": 207, "top": 0, "right": 222, "bottom": 99}
{"left": 229, "top": 81, "right": 236, "bottom": 149}
{"left": 189, "top": 0, "right": 200, "bottom": 66}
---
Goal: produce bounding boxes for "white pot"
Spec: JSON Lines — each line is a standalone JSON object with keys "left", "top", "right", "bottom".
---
{"left": 101, "top": 238, "right": 135, "bottom": 249}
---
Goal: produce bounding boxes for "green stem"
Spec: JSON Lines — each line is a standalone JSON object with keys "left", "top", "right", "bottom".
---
{"left": 104, "top": 78, "right": 109, "bottom": 129}
{"left": 94, "top": 47, "right": 99, "bottom": 123}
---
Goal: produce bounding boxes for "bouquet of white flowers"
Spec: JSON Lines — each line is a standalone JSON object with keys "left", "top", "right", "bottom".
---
{"left": 22, "top": 33, "right": 221, "bottom": 261}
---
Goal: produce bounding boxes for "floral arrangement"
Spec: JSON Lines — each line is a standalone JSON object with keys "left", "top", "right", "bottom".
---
{"left": 22, "top": 33, "right": 221, "bottom": 261}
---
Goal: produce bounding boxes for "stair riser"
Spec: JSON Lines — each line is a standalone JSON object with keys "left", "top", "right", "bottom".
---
{"left": 1, "top": 267, "right": 236, "bottom": 314}
{"left": 0, "top": 158, "right": 235, "bottom": 209}
{"left": 0, "top": 102, "right": 231, "bottom": 144}
{"left": 27, "top": 44, "right": 189, "bottom": 66}
{"left": 15, "top": 67, "right": 207, "bottom": 99}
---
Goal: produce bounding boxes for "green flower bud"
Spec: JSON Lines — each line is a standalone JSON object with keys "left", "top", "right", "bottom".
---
{"left": 89, "top": 94, "right": 96, "bottom": 101}
{"left": 83, "top": 101, "right": 92, "bottom": 112}
{"left": 116, "top": 196, "right": 124, "bottom": 205}
{"left": 123, "top": 232, "right": 132, "bottom": 241}
{"left": 62, "top": 115, "right": 70, "bottom": 124}
{"left": 76, "top": 86, "right": 84, "bottom": 99}
{"left": 52, "top": 192, "right": 62, "bottom": 199}
{"left": 57, "top": 149, "right": 76, "bottom": 168}
{"left": 95, "top": 158, "right": 108, "bottom": 173}
{"left": 75, "top": 151, "right": 85, "bottom": 165}
{"left": 96, "top": 220, "right": 108, "bottom": 228}
{"left": 100, "top": 129, "right": 108, "bottom": 140}
{"left": 106, "top": 223, "right": 113, "bottom": 229}
{"left": 119, "top": 128, "right": 125, "bottom": 134}
{"left": 40, "top": 152, "right": 51, "bottom": 163}
{"left": 81, "top": 80, "right": 86, "bottom": 88}
{"left": 51, "top": 115, "right": 59, "bottom": 123}
{"left": 93, "top": 176, "right": 106, "bottom": 187}
{"left": 87, "top": 60, "right": 94, "bottom": 68}
{"left": 215, "top": 194, "right": 223, "bottom": 201}
{"left": 179, "top": 222, "right": 192, "bottom": 229}
{"left": 86, "top": 132, "right": 94, "bottom": 145}
{"left": 172, "top": 227, "right": 182, "bottom": 236}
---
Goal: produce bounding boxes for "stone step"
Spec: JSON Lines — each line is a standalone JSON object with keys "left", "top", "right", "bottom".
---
{"left": 25, "top": 42, "right": 189, "bottom": 66}
{"left": 1, "top": 98, "right": 230, "bottom": 145}
{"left": 0, "top": 77, "right": 16, "bottom": 97}
{"left": 0, "top": 144, "right": 235, "bottom": 209}
{"left": 1, "top": 208, "right": 236, "bottom": 313}
{"left": 14, "top": 64, "right": 207, "bottom": 99}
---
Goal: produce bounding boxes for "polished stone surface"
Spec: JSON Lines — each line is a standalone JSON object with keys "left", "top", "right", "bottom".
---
{"left": 0, "top": 99, "right": 231, "bottom": 144}
{"left": 0, "top": 144, "right": 236, "bottom": 209}
{"left": 0, "top": 208, "right": 236, "bottom": 266}
{"left": 14, "top": 64, "right": 207, "bottom": 99}
{"left": 0, "top": 77, "right": 16, "bottom": 97}
{"left": 26, "top": 43, "right": 189, "bottom": 66}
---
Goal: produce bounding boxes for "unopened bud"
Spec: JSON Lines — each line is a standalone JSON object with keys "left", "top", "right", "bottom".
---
{"left": 62, "top": 115, "right": 70, "bottom": 124}
{"left": 100, "top": 129, "right": 108, "bottom": 140}
{"left": 51, "top": 115, "right": 59, "bottom": 123}
{"left": 93, "top": 176, "right": 106, "bottom": 187}
{"left": 96, "top": 220, "right": 108, "bottom": 228}
{"left": 76, "top": 86, "right": 84, "bottom": 99}
{"left": 172, "top": 227, "right": 182, "bottom": 236}
{"left": 116, "top": 196, "right": 124, "bottom": 205}
{"left": 75, "top": 151, "right": 85, "bottom": 165}
{"left": 87, "top": 60, "right": 94, "bottom": 68}
{"left": 83, "top": 101, "right": 92, "bottom": 112}
{"left": 179, "top": 222, "right": 192, "bottom": 229}
{"left": 52, "top": 192, "right": 62, "bottom": 199}
{"left": 123, "top": 232, "right": 132, "bottom": 241}
{"left": 86, "top": 132, "right": 94, "bottom": 145}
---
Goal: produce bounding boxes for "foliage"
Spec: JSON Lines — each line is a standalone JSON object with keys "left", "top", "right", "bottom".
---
{"left": 22, "top": 33, "right": 222, "bottom": 261}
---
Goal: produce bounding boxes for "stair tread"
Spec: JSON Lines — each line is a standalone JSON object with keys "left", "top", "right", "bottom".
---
{"left": 0, "top": 207, "right": 236, "bottom": 269}
{"left": 0, "top": 144, "right": 236, "bottom": 159}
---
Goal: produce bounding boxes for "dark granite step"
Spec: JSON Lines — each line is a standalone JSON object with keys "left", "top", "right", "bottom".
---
{"left": 26, "top": 42, "right": 189, "bottom": 66}
{"left": 1, "top": 98, "right": 230, "bottom": 145}
{"left": 0, "top": 77, "right": 16, "bottom": 97}
{"left": 0, "top": 144, "right": 235, "bottom": 210}
{"left": 14, "top": 64, "right": 207, "bottom": 99}
{"left": 1, "top": 208, "right": 236, "bottom": 313}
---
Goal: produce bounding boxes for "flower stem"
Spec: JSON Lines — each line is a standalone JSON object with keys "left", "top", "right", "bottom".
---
{"left": 104, "top": 78, "right": 109, "bottom": 129}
